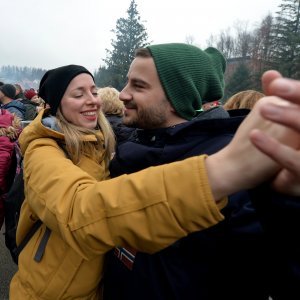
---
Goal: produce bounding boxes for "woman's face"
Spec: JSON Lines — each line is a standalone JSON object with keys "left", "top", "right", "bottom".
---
{"left": 31, "top": 95, "right": 39, "bottom": 102}
{"left": 60, "top": 73, "right": 101, "bottom": 129}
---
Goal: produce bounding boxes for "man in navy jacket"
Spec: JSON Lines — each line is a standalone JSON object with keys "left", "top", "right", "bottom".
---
{"left": 103, "top": 44, "right": 299, "bottom": 300}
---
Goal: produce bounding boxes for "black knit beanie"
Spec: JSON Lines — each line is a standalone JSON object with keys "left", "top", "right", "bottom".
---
{"left": 38, "top": 64, "right": 94, "bottom": 115}
{"left": 0, "top": 84, "right": 17, "bottom": 99}
{"left": 147, "top": 43, "right": 226, "bottom": 120}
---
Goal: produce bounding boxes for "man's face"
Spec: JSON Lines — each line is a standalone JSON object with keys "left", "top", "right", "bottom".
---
{"left": 120, "top": 56, "right": 174, "bottom": 129}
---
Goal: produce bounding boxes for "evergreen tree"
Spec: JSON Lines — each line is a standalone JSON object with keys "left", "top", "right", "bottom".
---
{"left": 95, "top": 0, "right": 150, "bottom": 89}
{"left": 224, "top": 63, "right": 254, "bottom": 99}
{"left": 93, "top": 66, "right": 112, "bottom": 88}
{"left": 269, "top": 0, "right": 300, "bottom": 78}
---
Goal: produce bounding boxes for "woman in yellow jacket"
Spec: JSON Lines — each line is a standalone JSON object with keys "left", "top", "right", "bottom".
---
{"left": 10, "top": 65, "right": 297, "bottom": 299}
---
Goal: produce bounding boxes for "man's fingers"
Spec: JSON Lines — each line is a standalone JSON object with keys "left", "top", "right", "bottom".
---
{"left": 272, "top": 170, "right": 300, "bottom": 196}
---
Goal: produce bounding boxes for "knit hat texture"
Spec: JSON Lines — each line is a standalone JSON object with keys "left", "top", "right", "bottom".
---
{"left": 147, "top": 43, "right": 226, "bottom": 120}
{"left": 24, "top": 89, "right": 37, "bottom": 100}
{"left": 0, "top": 84, "right": 17, "bottom": 99}
{"left": 38, "top": 65, "right": 94, "bottom": 115}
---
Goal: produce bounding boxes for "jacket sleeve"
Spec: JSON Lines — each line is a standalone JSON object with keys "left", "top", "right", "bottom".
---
{"left": 0, "top": 136, "right": 14, "bottom": 193}
{"left": 21, "top": 138, "right": 227, "bottom": 259}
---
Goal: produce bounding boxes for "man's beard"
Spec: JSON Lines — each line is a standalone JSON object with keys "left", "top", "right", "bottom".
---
{"left": 123, "top": 102, "right": 169, "bottom": 129}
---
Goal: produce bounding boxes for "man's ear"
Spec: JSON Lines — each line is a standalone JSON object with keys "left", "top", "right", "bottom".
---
{"left": 168, "top": 100, "right": 176, "bottom": 113}
{"left": 170, "top": 106, "right": 176, "bottom": 113}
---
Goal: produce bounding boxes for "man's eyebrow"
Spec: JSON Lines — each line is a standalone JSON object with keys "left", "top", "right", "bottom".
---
{"left": 131, "top": 78, "right": 149, "bottom": 86}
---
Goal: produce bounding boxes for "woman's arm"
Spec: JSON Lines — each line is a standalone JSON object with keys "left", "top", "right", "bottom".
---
{"left": 23, "top": 138, "right": 224, "bottom": 258}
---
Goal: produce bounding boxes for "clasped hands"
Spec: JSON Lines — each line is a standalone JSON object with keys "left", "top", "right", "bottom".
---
{"left": 250, "top": 70, "right": 300, "bottom": 196}
{"left": 205, "top": 70, "right": 300, "bottom": 200}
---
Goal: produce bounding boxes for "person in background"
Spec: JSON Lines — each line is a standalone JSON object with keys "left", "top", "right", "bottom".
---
{"left": 0, "top": 84, "right": 25, "bottom": 120}
{"left": 223, "top": 89, "right": 265, "bottom": 110}
{"left": 103, "top": 43, "right": 300, "bottom": 300}
{"left": 0, "top": 108, "right": 22, "bottom": 229}
{"left": 202, "top": 100, "right": 221, "bottom": 111}
{"left": 20, "top": 89, "right": 39, "bottom": 120}
{"left": 10, "top": 63, "right": 297, "bottom": 299}
{"left": 98, "top": 86, "right": 134, "bottom": 144}
{"left": 14, "top": 84, "right": 25, "bottom": 100}
{"left": 24, "top": 89, "right": 39, "bottom": 102}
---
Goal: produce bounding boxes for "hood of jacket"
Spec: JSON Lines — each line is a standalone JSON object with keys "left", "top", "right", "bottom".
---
{"left": 19, "top": 109, "right": 64, "bottom": 155}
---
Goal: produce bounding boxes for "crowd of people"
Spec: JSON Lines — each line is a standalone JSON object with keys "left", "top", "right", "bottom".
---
{"left": 0, "top": 82, "right": 47, "bottom": 123}
{"left": 1, "top": 43, "right": 300, "bottom": 299}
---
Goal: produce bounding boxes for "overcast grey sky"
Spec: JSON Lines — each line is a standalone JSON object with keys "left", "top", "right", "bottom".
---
{"left": 1, "top": 0, "right": 282, "bottom": 72}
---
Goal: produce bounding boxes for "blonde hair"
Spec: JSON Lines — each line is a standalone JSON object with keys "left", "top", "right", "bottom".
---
{"left": 98, "top": 87, "right": 125, "bottom": 117}
{"left": 56, "top": 108, "right": 115, "bottom": 165}
{"left": 223, "top": 90, "right": 265, "bottom": 110}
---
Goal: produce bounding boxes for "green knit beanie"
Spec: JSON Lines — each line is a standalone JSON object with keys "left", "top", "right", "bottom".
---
{"left": 147, "top": 43, "right": 226, "bottom": 120}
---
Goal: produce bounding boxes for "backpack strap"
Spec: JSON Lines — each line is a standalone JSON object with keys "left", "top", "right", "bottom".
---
{"left": 34, "top": 226, "right": 51, "bottom": 262}
{"left": 15, "top": 220, "right": 42, "bottom": 261}
{"left": 17, "top": 143, "right": 70, "bottom": 262}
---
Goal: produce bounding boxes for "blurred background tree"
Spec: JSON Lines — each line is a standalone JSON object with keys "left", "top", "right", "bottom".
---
{"left": 207, "top": 0, "right": 300, "bottom": 101}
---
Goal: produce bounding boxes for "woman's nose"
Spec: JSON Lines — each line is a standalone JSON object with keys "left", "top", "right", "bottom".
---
{"left": 87, "top": 92, "right": 98, "bottom": 104}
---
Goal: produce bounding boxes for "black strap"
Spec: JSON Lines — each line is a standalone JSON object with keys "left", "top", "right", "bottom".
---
{"left": 16, "top": 220, "right": 43, "bottom": 257}
{"left": 34, "top": 226, "right": 51, "bottom": 262}
{"left": 16, "top": 144, "right": 68, "bottom": 262}
{"left": 16, "top": 221, "right": 52, "bottom": 263}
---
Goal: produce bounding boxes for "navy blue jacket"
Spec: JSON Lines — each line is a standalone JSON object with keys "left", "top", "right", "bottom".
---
{"left": 105, "top": 114, "right": 134, "bottom": 145}
{"left": 104, "top": 107, "right": 299, "bottom": 300}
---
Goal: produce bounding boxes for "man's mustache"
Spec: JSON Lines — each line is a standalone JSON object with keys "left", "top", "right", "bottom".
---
{"left": 124, "top": 102, "right": 137, "bottom": 109}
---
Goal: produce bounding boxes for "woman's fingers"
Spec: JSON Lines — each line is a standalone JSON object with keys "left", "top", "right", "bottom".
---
{"left": 250, "top": 129, "right": 300, "bottom": 175}
{"left": 250, "top": 129, "right": 300, "bottom": 196}
{"left": 268, "top": 77, "right": 300, "bottom": 103}
{"left": 250, "top": 129, "right": 299, "bottom": 165}
{"left": 262, "top": 70, "right": 282, "bottom": 96}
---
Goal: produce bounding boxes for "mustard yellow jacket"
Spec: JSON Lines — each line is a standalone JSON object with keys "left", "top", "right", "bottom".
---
{"left": 10, "top": 110, "right": 227, "bottom": 299}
